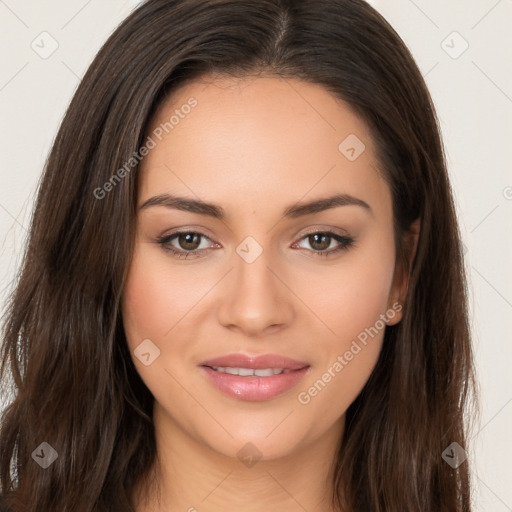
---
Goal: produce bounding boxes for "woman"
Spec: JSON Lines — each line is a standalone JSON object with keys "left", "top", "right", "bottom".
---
{"left": 0, "top": 0, "right": 477, "bottom": 510}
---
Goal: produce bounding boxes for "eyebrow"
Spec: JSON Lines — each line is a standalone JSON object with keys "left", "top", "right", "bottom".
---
{"left": 139, "top": 192, "right": 372, "bottom": 219}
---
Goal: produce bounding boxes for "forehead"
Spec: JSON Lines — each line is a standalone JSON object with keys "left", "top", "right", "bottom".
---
{"left": 138, "top": 75, "right": 391, "bottom": 220}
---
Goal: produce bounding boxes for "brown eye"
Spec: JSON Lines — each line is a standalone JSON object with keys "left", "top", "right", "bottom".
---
{"left": 177, "top": 232, "right": 202, "bottom": 251}
{"left": 307, "top": 233, "right": 331, "bottom": 251}
{"left": 157, "top": 231, "right": 214, "bottom": 258}
{"left": 294, "top": 231, "right": 355, "bottom": 257}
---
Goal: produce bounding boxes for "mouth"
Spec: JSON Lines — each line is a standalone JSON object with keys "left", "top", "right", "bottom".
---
{"left": 203, "top": 366, "right": 299, "bottom": 376}
{"left": 198, "top": 353, "right": 311, "bottom": 401}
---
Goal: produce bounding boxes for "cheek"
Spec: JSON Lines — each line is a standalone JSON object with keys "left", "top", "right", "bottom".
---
{"left": 294, "top": 239, "right": 395, "bottom": 414}
{"left": 298, "top": 238, "right": 396, "bottom": 346}
{"left": 121, "top": 243, "right": 203, "bottom": 344}
{"left": 121, "top": 246, "right": 199, "bottom": 412}
{"left": 121, "top": 242, "right": 221, "bottom": 392}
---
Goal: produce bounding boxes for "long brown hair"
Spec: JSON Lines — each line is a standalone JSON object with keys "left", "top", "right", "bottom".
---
{"left": 0, "top": 1, "right": 478, "bottom": 510}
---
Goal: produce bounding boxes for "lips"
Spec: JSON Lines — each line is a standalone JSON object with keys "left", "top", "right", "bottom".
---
{"left": 198, "top": 352, "right": 311, "bottom": 401}
{"left": 199, "top": 353, "right": 309, "bottom": 371}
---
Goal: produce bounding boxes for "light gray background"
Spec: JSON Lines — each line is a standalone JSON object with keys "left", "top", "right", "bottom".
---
{"left": 0, "top": 1, "right": 511, "bottom": 509}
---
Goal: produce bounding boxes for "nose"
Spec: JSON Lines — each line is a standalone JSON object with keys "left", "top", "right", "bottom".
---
{"left": 216, "top": 246, "right": 294, "bottom": 337}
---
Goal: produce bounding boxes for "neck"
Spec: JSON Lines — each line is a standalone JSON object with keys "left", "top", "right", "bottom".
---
{"left": 132, "top": 402, "right": 345, "bottom": 512}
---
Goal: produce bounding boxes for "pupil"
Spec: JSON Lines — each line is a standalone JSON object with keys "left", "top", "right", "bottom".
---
{"left": 310, "top": 233, "right": 330, "bottom": 251}
{"left": 180, "top": 233, "right": 200, "bottom": 250}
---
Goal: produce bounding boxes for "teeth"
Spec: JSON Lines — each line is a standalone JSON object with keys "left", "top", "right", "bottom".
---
{"left": 211, "top": 367, "right": 287, "bottom": 376}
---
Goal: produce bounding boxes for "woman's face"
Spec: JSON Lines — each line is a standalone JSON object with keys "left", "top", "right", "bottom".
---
{"left": 122, "top": 75, "right": 405, "bottom": 461}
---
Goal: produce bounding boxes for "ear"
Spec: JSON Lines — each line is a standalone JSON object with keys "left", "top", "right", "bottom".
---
{"left": 386, "top": 218, "right": 420, "bottom": 326}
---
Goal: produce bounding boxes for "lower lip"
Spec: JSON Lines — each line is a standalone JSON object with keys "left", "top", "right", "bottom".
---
{"left": 200, "top": 366, "right": 311, "bottom": 401}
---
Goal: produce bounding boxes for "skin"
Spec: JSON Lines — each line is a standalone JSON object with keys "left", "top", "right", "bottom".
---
{"left": 122, "top": 75, "right": 419, "bottom": 512}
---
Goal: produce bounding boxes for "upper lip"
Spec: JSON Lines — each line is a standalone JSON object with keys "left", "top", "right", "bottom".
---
{"left": 200, "top": 353, "right": 309, "bottom": 370}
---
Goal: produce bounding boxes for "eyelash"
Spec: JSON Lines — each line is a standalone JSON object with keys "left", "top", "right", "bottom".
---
{"left": 156, "top": 229, "right": 355, "bottom": 259}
